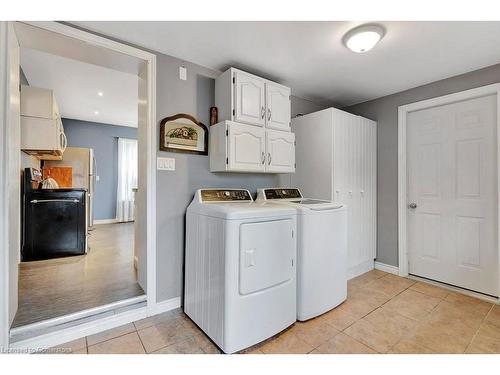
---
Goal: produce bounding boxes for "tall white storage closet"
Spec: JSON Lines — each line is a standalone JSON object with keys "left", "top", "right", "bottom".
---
{"left": 283, "top": 108, "right": 377, "bottom": 279}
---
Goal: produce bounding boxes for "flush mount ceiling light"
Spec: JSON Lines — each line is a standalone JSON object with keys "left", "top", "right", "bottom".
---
{"left": 343, "top": 24, "right": 385, "bottom": 53}
{"left": 97, "top": 91, "right": 104, "bottom": 96}
{"left": 94, "top": 110, "right": 99, "bottom": 115}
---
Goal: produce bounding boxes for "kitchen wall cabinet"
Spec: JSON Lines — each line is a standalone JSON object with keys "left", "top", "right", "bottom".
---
{"left": 20, "top": 85, "right": 66, "bottom": 160}
{"left": 210, "top": 121, "right": 295, "bottom": 173}
{"left": 287, "top": 108, "right": 377, "bottom": 279}
{"left": 216, "top": 67, "right": 291, "bottom": 130}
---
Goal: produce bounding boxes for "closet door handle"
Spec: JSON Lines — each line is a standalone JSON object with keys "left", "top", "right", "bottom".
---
{"left": 261, "top": 152, "right": 265, "bottom": 165}
{"left": 261, "top": 106, "right": 265, "bottom": 120}
{"left": 268, "top": 152, "right": 272, "bottom": 165}
{"left": 267, "top": 108, "right": 271, "bottom": 121}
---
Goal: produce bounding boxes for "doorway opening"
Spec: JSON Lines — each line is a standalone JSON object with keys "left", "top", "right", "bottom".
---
{"left": 4, "top": 22, "right": 156, "bottom": 345}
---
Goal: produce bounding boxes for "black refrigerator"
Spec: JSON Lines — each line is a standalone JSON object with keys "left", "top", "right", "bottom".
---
{"left": 22, "top": 168, "right": 87, "bottom": 261}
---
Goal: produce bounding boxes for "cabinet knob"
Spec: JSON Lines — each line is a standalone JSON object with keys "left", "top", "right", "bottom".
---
{"left": 268, "top": 152, "right": 272, "bottom": 165}
{"left": 261, "top": 106, "right": 265, "bottom": 120}
{"left": 261, "top": 152, "right": 265, "bottom": 165}
{"left": 408, "top": 202, "right": 417, "bottom": 209}
{"left": 267, "top": 108, "right": 271, "bottom": 121}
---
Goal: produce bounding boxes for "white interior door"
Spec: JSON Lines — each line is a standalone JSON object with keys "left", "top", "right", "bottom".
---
{"left": 266, "top": 129, "right": 295, "bottom": 173}
{"left": 265, "top": 83, "right": 291, "bottom": 131}
{"left": 407, "top": 95, "right": 498, "bottom": 297}
{"left": 228, "top": 122, "right": 266, "bottom": 172}
{"left": 234, "top": 71, "right": 266, "bottom": 127}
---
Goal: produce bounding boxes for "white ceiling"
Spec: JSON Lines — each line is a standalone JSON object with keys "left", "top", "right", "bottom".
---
{"left": 73, "top": 21, "right": 500, "bottom": 106}
{"left": 21, "top": 48, "right": 138, "bottom": 127}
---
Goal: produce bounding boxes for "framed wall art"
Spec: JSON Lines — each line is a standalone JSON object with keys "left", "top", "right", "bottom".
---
{"left": 159, "top": 113, "right": 208, "bottom": 155}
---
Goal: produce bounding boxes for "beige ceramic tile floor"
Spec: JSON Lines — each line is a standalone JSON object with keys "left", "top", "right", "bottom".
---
{"left": 47, "top": 270, "right": 500, "bottom": 354}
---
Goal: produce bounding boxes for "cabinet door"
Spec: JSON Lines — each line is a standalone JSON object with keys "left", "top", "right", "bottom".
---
{"left": 228, "top": 122, "right": 266, "bottom": 172}
{"left": 266, "top": 83, "right": 291, "bottom": 131}
{"left": 266, "top": 129, "right": 295, "bottom": 173}
{"left": 234, "top": 71, "right": 266, "bottom": 127}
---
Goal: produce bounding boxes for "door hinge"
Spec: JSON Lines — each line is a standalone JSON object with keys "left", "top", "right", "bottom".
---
{"left": 292, "top": 230, "right": 294, "bottom": 238}
{"left": 232, "top": 109, "right": 235, "bottom": 116}
{"left": 294, "top": 140, "right": 296, "bottom": 146}
{"left": 294, "top": 163, "right": 296, "bottom": 168}
{"left": 226, "top": 129, "right": 228, "bottom": 136}
{"left": 232, "top": 77, "right": 235, "bottom": 84}
{"left": 292, "top": 259, "right": 294, "bottom": 267}
{"left": 226, "top": 157, "right": 228, "bottom": 165}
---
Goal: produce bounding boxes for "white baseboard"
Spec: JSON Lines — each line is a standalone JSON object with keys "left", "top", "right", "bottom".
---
{"left": 151, "top": 296, "right": 181, "bottom": 315}
{"left": 9, "top": 306, "right": 147, "bottom": 352}
{"left": 347, "top": 260, "right": 375, "bottom": 280}
{"left": 374, "top": 261, "right": 400, "bottom": 275}
{"left": 93, "top": 218, "right": 118, "bottom": 225}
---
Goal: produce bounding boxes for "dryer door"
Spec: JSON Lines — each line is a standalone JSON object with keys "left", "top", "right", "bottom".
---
{"left": 239, "top": 219, "right": 294, "bottom": 295}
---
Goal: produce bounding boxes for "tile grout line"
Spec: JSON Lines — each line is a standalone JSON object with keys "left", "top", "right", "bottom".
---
{"left": 388, "top": 288, "right": 449, "bottom": 353}
{"left": 339, "top": 277, "right": 417, "bottom": 353}
{"left": 135, "top": 325, "right": 149, "bottom": 354}
{"left": 463, "top": 303, "right": 494, "bottom": 354}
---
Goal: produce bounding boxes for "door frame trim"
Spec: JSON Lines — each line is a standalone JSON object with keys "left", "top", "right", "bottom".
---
{"left": 398, "top": 83, "right": 500, "bottom": 299}
{"left": 0, "top": 21, "right": 162, "bottom": 349}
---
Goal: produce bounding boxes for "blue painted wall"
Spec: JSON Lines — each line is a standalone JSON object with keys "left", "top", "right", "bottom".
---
{"left": 62, "top": 118, "right": 137, "bottom": 220}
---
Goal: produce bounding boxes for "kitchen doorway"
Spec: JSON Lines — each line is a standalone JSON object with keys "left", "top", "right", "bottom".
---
{"left": 1, "top": 21, "right": 157, "bottom": 348}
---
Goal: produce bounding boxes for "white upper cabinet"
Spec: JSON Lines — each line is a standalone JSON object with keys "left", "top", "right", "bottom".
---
{"left": 213, "top": 68, "right": 294, "bottom": 173}
{"left": 266, "top": 129, "right": 295, "bottom": 173}
{"left": 228, "top": 122, "right": 266, "bottom": 172}
{"left": 210, "top": 121, "right": 295, "bottom": 174}
{"left": 234, "top": 71, "right": 266, "bottom": 127}
{"left": 216, "top": 67, "right": 291, "bottom": 130}
{"left": 266, "top": 83, "right": 291, "bottom": 131}
{"left": 20, "top": 85, "right": 66, "bottom": 160}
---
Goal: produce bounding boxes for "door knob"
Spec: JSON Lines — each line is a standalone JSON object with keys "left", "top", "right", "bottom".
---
{"left": 408, "top": 203, "right": 417, "bottom": 209}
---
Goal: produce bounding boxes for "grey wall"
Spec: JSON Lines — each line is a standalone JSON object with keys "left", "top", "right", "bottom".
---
{"left": 344, "top": 63, "right": 500, "bottom": 267}
{"left": 20, "top": 67, "right": 29, "bottom": 86}
{"left": 291, "top": 96, "right": 330, "bottom": 118}
{"left": 62, "top": 118, "right": 137, "bottom": 220}
{"left": 154, "top": 52, "right": 328, "bottom": 302}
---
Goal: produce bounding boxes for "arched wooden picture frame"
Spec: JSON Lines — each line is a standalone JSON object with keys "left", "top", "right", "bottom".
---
{"left": 159, "top": 113, "right": 208, "bottom": 155}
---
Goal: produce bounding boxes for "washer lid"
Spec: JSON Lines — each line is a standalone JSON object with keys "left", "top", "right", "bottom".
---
{"left": 189, "top": 202, "right": 296, "bottom": 220}
{"left": 287, "top": 199, "right": 344, "bottom": 211}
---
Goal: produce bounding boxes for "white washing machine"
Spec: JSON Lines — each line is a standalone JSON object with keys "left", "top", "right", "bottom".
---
{"left": 184, "top": 189, "right": 297, "bottom": 353}
{"left": 256, "top": 188, "right": 347, "bottom": 321}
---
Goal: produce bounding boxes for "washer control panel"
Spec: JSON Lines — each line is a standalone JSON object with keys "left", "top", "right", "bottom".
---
{"left": 264, "top": 188, "right": 302, "bottom": 200}
{"left": 200, "top": 189, "right": 252, "bottom": 202}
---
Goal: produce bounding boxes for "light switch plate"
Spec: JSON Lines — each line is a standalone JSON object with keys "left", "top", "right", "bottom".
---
{"left": 179, "top": 66, "right": 187, "bottom": 81}
{"left": 157, "top": 157, "right": 175, "bottom": 171}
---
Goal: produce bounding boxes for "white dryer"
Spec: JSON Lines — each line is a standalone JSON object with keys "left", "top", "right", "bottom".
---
{"left": 256, "top": 188, "right": 347, "bottom": 321}
{"left": 184, "top": 189, "right": 297, "bottom": 353}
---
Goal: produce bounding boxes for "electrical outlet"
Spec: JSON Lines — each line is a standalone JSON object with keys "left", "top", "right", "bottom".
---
{"left": 157, "top": 157, "right": 175, "bottom": 171}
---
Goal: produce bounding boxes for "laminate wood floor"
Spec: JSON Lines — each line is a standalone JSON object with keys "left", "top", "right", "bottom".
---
{"left": 12, "top": 222, "right": 144, "bottom": 328}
